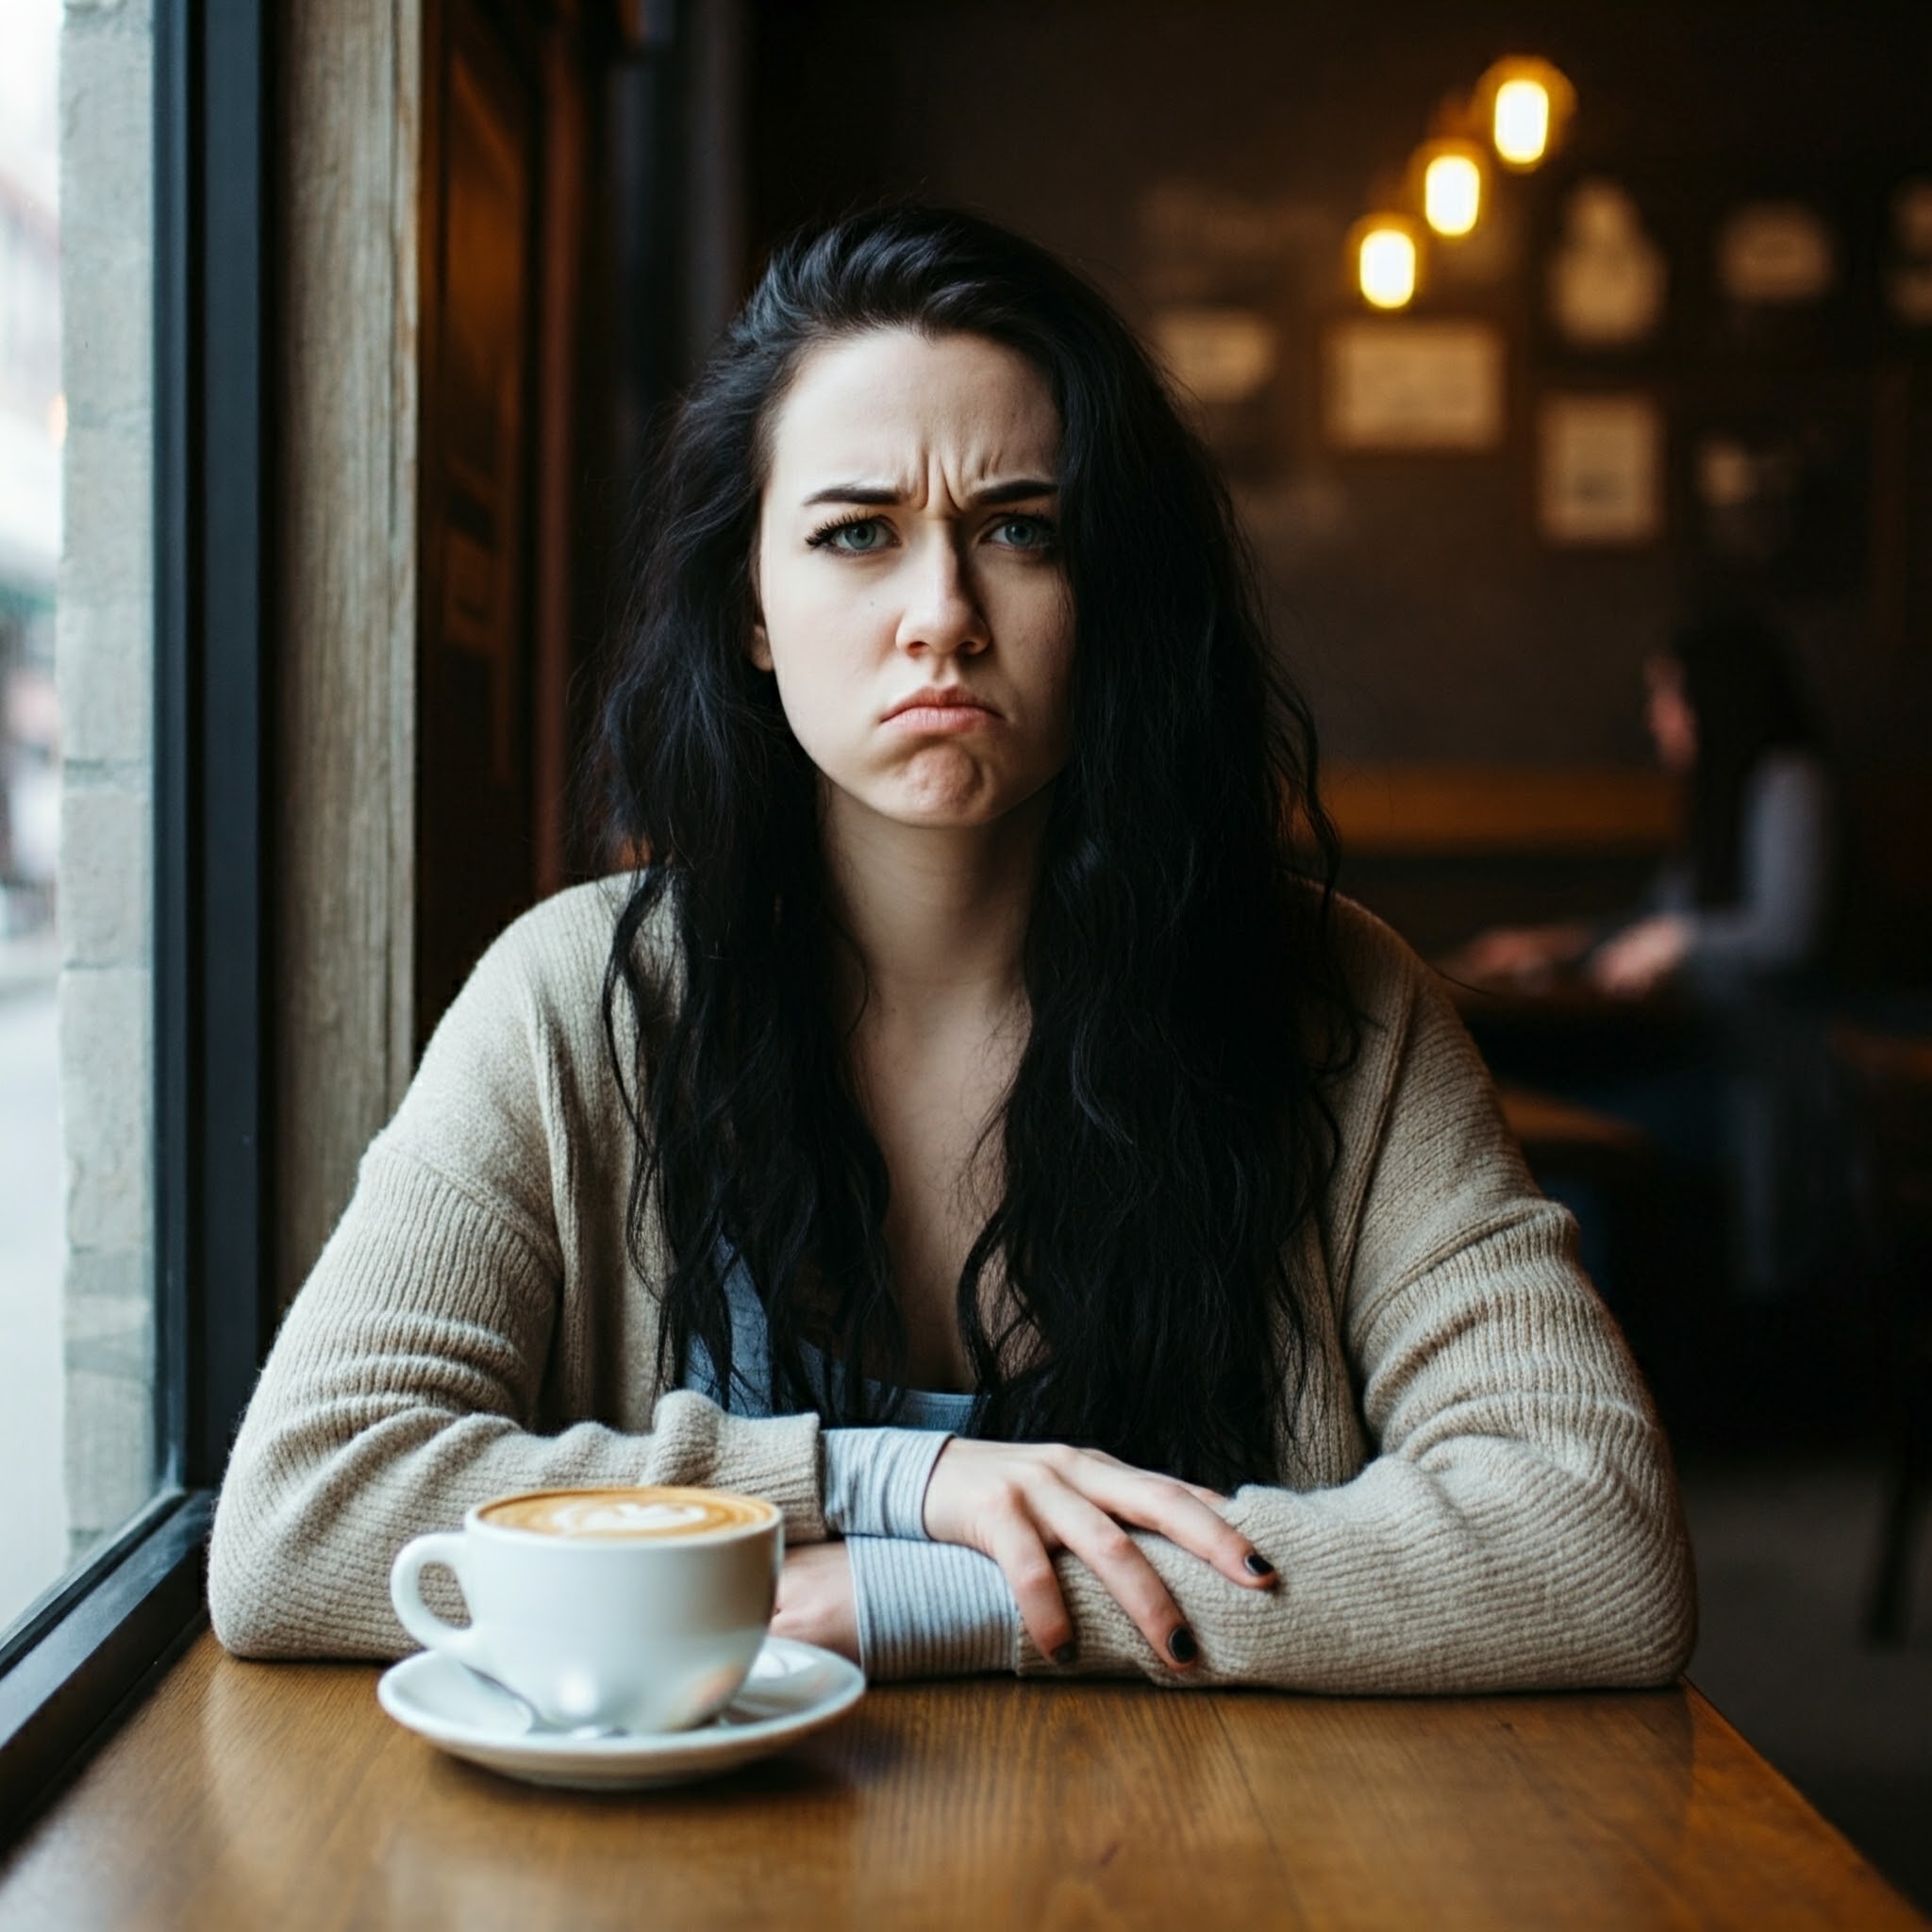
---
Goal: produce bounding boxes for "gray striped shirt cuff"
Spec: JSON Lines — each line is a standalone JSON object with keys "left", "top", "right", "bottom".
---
{"left": 821, "top": 1426, "right": 953, "bottom": 1540}
{"left": 846, "top": 1535, "right": 1019, "bottom": 1679}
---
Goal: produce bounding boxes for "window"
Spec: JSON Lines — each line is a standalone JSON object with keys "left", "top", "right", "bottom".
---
{"left": 0, "top": 0, "right": 80, "bottom": 1639}
{"left": 0, "top": 0, "right": 264, "bottom": 1830}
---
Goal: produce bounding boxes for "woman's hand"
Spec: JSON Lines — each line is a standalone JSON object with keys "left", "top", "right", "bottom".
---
{"left": 1587, "top": 914, "right": 1690, "bottom": 998}
{"left": 921, "top": 1440, "right": 1276, "bottom": 1671}
{"left": 773, "top": 1541, "right": 858, "bottom": 1663}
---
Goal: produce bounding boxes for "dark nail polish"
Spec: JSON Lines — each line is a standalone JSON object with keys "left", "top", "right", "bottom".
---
{"left": 1244, "top": 1552, "right": 1276, "bottom": 1578}
{"left": 1167, "top": 1625, "right": 1198, "bottom": 1665}
{"left": 1052, "top": 1641, "right": 1078, "bottom": 1667}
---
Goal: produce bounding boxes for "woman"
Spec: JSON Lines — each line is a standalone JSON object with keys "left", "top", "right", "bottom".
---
{"left": 1456, "top": 616, "right": 1833, "bottom": 1302}
{"left": 210, "top": 208, "right": 1693, "bottom": 1690}
{"left": 1458, "top": 614, "right": 1832, "bottom": 999}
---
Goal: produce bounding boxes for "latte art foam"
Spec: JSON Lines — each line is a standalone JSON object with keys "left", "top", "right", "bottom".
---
{"left": 552, "top": 1499, "right": 710, "bottom": 1536}
{"left": 478, "top": 1486, "right": 775, "bottom": 1541}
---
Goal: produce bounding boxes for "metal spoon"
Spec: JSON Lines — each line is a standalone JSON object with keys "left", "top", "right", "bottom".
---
{"left": 457, "top": 1664, "right": 625, "bottom": 1740}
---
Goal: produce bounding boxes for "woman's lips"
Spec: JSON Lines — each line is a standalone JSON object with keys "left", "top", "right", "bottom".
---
{"left": 886, "top": 705, "right": 995, "bottom": 733}
{"left": 882, "top": 691, "right": 1000, "bottom": 732}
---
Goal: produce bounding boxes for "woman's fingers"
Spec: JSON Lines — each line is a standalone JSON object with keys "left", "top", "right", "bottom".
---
{"left": 920, "top": 1441, "right": 1277, "bottom": 1669}
{"left": 1033, "top": 1490, "right": 1199, "bottom": 1670}
{"left": 1070, "top": 1461, "right": 1274, "bottom": 1592}
{"left": 1046, "top": 1446, "right": 1231, "bottom": 1520}
{"left": 983, "top": 1503, "right": 1076, "bottom": 1664}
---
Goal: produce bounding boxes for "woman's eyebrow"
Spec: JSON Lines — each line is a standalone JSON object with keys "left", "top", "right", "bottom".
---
{"left": 801, "top": 482, "right": 902, "bottom": 507}
{"left": 800, "top": 476, "right": 1060, "bottom": 508}
{"left": 971, "top": 477, "right": 1059, "bottom": 506}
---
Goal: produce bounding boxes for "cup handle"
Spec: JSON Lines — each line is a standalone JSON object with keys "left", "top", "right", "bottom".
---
{"left": 390, "top": 1531, "right": 489, "bottom": 1668}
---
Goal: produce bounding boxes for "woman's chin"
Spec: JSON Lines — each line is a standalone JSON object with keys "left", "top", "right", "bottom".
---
{"left": 823, "top": 769, "right": 1037, "bottom": 834}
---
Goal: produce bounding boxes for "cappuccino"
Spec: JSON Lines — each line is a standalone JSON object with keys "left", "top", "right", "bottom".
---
{"left": 392, "top": 1484, "right": 783, "bottom": 1734}
{"left": 479, "top": 1486, "right": 775, "bottom": 1541}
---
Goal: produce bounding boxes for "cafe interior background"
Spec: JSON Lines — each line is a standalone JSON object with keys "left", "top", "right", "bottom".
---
{"left": 0, "top": 0, "right": 1927, "bottom": 1902}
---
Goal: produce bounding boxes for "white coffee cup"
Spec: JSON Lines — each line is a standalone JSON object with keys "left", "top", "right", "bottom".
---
{"left": 390, "top": 1485, "right": 783, "bottom": 1735}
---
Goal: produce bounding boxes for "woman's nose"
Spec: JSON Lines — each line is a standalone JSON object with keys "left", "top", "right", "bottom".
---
{"left": 893, "top": 538, "right": 989, "bottom": 658}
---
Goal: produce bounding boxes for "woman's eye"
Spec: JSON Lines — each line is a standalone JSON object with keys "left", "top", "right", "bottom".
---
{"left": 817, "top": 517, "right": 889, "bottom": 553}
{"left": 991, "top": 514, "right": 1056, "bottom": 551}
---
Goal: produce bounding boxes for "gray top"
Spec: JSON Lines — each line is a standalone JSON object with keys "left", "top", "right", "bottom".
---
{"left": 686, "top": 1249, "right": 1015, "bottom": 1677}
{"left": 1640, "top": 751, "right": 1831, "bottom": 985}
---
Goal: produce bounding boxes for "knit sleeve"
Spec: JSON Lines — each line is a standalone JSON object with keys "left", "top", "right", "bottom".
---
{"left": 208, "top": 894, "right": 828, "bottom": 1661}
{"left": 847, "top": 1537, "right": 1017, "bottom": 1679}
{"left": 1012, "top": 923, "right": 1697, "bottom": 1694}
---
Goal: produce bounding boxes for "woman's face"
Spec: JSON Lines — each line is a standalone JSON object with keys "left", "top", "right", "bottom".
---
{"left": 752, "top": 327, "right": 1074, "bottom": 834}
{"left": 1643, "top": 656, "right": 1698, "bottom": 773}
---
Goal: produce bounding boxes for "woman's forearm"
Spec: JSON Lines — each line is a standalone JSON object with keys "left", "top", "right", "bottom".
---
{"left": 1016, "top": 1424, "right": 1692, "bottom": 1694}
{"left": 208, "top": 1151, "right": 827, "bottom": 1660}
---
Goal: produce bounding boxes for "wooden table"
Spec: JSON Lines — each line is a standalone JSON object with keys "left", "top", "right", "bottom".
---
{"left": 0, "top": 1634, "right": 1921, "bottom": 1930}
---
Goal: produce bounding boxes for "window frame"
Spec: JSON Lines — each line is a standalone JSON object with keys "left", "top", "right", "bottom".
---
{"left": 0, "top": 0, "right": 266, "bottom": 1837}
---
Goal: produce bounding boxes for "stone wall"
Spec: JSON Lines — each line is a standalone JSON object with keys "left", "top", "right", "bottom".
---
{"left": 58, "top": 0, "right": 156, "bottom": 1556}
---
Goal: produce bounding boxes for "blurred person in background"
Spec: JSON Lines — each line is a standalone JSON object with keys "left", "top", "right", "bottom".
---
{"left": 1457, "top": 611, "right": 1834, "bottom": 1301}
{"left": 1459, "top": 611, "right": 1832, "bottom": 1000}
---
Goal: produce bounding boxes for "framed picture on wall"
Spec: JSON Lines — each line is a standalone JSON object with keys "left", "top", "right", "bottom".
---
{"left": 1547, "top": 178, "right": 1669, "bottom": 354}
{"left": 1323, "top": 319, "right": 1506, "bottom": 452}
{"left": 1537, "top": 392, "right": 1664, "bottom": 545}
{"left": 1679, "top": 381, "right": 1869, "bottom": 596}
{"left": 1151, "top": 304, "right": 1286, "bottom": 475}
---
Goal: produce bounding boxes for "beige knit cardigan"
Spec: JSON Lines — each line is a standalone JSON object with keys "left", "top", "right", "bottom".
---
{"left": 208, "top": 879, "right": 1696, "bottom": 1691}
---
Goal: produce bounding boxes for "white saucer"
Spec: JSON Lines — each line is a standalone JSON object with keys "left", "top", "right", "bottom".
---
{"left": 376, "top": 1636, "right": 866, "bottom": 1790}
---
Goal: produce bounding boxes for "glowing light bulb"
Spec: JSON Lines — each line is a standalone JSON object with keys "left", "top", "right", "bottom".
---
{"left": 1357, "top": 223, "right": 1418, "bottom": 309}
{"left": 1424, "top": 151, "right": 1483, "bottom": 237}
{"left": 1477, "top": 58, "right": 1574, "bottom": 172}
{"left": 1494, "top": 78, "right": 1551, "bottom": 166}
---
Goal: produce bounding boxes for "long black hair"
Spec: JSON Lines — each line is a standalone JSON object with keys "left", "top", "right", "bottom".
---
{"left": 597, "top": 206, "right": 1358, "bottom": 1489}
{"left": 1670, "top": 611, "right": 1819, "bottom": 908}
